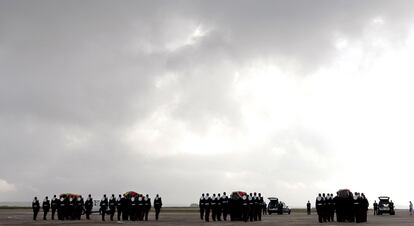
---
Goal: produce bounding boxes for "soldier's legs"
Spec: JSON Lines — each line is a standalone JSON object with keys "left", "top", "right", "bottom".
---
{"left": 200, "top": 208, "right": 204, "bottom": 220}
{"left": 102, "top": 210, "right": 106, "bottom": 221}
{"left": 155, "top": 208, "right": 160, "bottom": 220}
{"left": 117, "top": 209, "right": 121, "bottom": 221}
{"left": 145, "top": 209, "right": 149, "bottom": 221}
{"left": 33, "top": 210, "right": 38, "bottom": 220}
{"left": 205, "top": 209, "right": 210, "bottom": 222}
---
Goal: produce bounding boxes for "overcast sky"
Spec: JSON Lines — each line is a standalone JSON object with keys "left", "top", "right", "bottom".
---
{"left": 1, "top": 0, "right": 414, "bottom": 207}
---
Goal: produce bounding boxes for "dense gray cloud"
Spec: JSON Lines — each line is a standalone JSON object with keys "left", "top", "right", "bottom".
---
{"left": 1, "top": 0, "right": 414, "bottom": 207}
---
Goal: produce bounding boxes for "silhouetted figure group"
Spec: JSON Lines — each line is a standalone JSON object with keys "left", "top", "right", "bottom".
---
{"left": 32, "top": 193, "right": 162, "bottom": 222}
{"left": 199, "top": 192, "right": 265, "bottom": 222}
{"left": 316, "top": 191, "right": 368, "bottom": 223}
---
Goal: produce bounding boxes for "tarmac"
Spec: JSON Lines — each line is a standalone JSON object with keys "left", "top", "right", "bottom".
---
{"left": 0, "top": 208, "right": 413, "bottom": 225}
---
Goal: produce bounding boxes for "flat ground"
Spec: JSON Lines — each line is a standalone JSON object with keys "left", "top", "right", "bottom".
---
{"left": 0, "top": 208, "right": 413, "bottom": 225}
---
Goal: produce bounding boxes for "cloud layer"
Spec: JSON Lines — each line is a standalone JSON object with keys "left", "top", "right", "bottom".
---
{"left": 1, "top": 0, "right": 414, "bottom": 207}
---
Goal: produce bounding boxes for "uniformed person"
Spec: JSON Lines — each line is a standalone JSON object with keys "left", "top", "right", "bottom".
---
{"left": 241, "top": 194, "right": 249, "bottom": 222}
{"left": 154, "top": 194, "right": 162, "bottom": 220}
{"left": 307, "top": 200, "right": 311, "bottom": 215}
{"left": 121, "top": 195, "right": 129, "bottom": 220}
{"left": 353, "top": 192, "right": 361, "bottom": 223}
{"left": 32, "top": 197, "right": 40, "bottom": 221}
{"left": 361, "top": 193, "right": 369, "bottom": 222}
{"left": 211, "top": 193, "right": 217, "bottom": 221}
{"left": 248, "top": 193, "right": 254, "bottom": 221}
{"left": 137, "top": 195, "right": 145, "bottom": 221}
{"left": 42, "top": 196, "right": 50, "bottom": 220}
{"left": 100, "top": 194, "right": 108, "bottom": 221}
{"left": 316, "top": 193, "right": 323, "bottom": 223}
{"left": 257, "top": 193, "right": 263, "bottom": 221}
{"left": 76, "top": 196, "right": 84, "bottom": 220}
{"left": 253, "top": 192, "right": 258, "bottom": 221}
{"left": 329, "top": 194, "right": 335, "bottom": 222}
{"left": 130, "top": 196, "right": 137, "bottom": 221}
{"left": 116, "top": 194, "right": 123, "bottom": 221}
{"left": 109, "top": 194, "right": 116, "bottom": 221}
{"left": 51, "top": 195, "right": 59, "bottom": 220}
{"left": 204, "top": 193, "right": 211, "bottom": 222}
{"left": 199, "top": 193, "right": 205, "bottom": 220}
{"left": 217, "top": 193, "right": 222, "bottom": 221}
{"left": 68, "top": 196, "right": 75, "bottom": 220}
{"left": 221, "top": 192, "right": 229, "bottom": 221}
{"left": 373, "top": 200, "right": 378, "bottom": 215}
{"left": 144, "top": 194, "right": 151, "bottom": 221}
{"left": 85, "top": 194, "right": 93, "bottom": 220}
{"left": 57, "top": 197, "right": 65, "bottom": 220}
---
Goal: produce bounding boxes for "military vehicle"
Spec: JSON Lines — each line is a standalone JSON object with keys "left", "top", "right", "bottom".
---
{"left": 377, "top": 196, "right": 395, "bottom": 215}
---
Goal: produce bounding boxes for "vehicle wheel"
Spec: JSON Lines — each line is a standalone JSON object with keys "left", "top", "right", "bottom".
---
{"left": 288, "top": 211, "right": 291, "bottom": 215}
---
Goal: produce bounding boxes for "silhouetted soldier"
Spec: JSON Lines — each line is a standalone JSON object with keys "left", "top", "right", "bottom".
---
{"left": 217, "top": 193, "right": 222, "bottom": 221}
{"left": 316, "top": 193, "right": 323, "bottom": 223}
{"left": 373, "top": 200, "right": 378, "bottom": 215}
{"left": 263, "top": 201, "right": 267, "bottom": 215}
{"left": 242, "top": 195, "right": 249, "bottom": 222}
{"left": 199, "top": 193, "right": 205, "bottom": 220}
{"left": 328, "top": 194, "right": 335, "bottom": 222}
{"left": 390, "top": 200, "right": 395, "bottom": 214}
{"left": 221, "top": 192, "right": 229, "bottom": 221}
{"left": 42, "top": 196, "right": 50, "bottom": 220}
{"left": 154, "top": 194, "right": 162, "bottom": 220}
{"left": 137, "top": 195, "right": 145, "bottom": 221}
{"left": 307, "top": 200, "right": 311, "bottom": 215}
{"left": 121, "top": 195, "right": 129, "bottom": 220}
{"left": 85, "top": 195, "right": 93, "bottom": 220}
{"left": 32, "top": 197, "right": 40, "bottom": 221}
{"left": 100, "top": 194, "right": 108, "bottom": 221}
{"left": 211, "top": 194, "right": 217, "bottom": 221}
{"left": 76, "top": 196, "right": 84, "bottom": 220}
{"left": 361, "top": 193, "right": 369, "bottom": 222}
{"left": 130, "top": 196, "right": 137, "bottom": 221}
{"left": 248, "top": 193, "right": 255, "bottom": 221}
{"left": 353, "top": 192, "right": 361, "bottom": 223}
{"left": 109, "top": 194, "right": 116, "bottom": 221}
{"left": 257, "top": 193, "right": 263, "bottom": 221}
{"left": 51, "top": 195, "right": 58, "bottom": 220}
{"left": 68, "top": 197, "right": 75, "bottom": 220}
{"left": 204, "top": 193, "right": 211, "bottom": 222}
{"left": 253, "top": 193, "right": 258, "bottom": 221}
{"left": 144, "top": 194, "right": 151, "bottom": 221}
{"left": 57, "top": 197, "right": 65, "bottom": 220}
{"left": 116, "top": 194, "right": 123, "bottom": 221}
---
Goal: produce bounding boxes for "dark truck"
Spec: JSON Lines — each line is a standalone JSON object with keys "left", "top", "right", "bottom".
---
{"left": 268, "top": 197, "right": 291, "bottom": 215}
{"left": 377, "top": 196, "right": 395, "bottom": 215}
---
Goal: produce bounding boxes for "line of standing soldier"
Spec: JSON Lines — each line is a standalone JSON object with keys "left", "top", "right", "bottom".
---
{"left": 199, "top": 193, "right": 230, "bottom": 222}
{"left": 315, "top": 192, "right": 369, "bottom": 223}
{"left": 241, "top": 193, "right": 264, "bottom": 222}
{"left": 199, "top": 192, "right": 264, "bottom": 222}
{"left": 32, "top": 194, "right": 162, "bottom": 221}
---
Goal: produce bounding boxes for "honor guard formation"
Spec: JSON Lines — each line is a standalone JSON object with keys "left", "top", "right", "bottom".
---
{"left": 315, "top": 190, "right": 369, "bottom": 223}
{"left": 31, "top": 189, "right": 409, "bottom": 223}
{"left": 199, "top": 191, "right": 266, "bottom": 222}
{"left": 31, "top": 192, "right": 162, "bottom": 222}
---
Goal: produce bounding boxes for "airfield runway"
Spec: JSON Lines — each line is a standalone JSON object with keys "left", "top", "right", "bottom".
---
{"left": 0, "top": 208, "right": 413, "bottom": 225}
